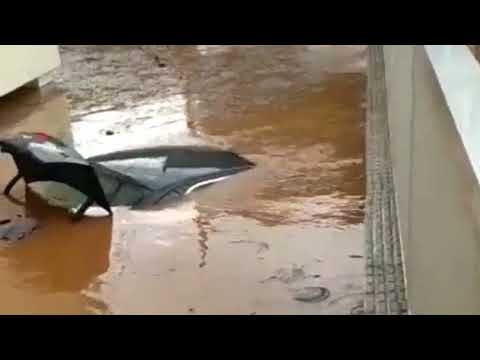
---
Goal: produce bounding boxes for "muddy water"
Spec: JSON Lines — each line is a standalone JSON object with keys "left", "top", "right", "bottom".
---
{"left": 0, "top": 45, "right": 366, "bottom": 314}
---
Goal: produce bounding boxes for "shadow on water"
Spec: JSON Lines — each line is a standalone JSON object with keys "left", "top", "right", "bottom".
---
{"left": 0, "top": 190, "right": 112, "bottom": 314}
{"left": 1, "top": 190, "right": 112, "bottom": 293}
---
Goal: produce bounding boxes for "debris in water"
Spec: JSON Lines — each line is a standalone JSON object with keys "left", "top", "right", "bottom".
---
{"left": 0, "top": 217, "right": 38, "bottom": 242}
{"left": 327, "top": 292, "right": 365, "bottom": 306}
{"left": 230, "top": 240, "right": 270, "bottom": 254}
{"left": 105, "top": 130, "right": 115, "bottom": 136}
{"left": 0, "top": 219, "right": 11, "bottom": 226}
{"left": 261, "top": 264, "right": 306, "bottom": 284}
{"left": 153, "top": 55, "right": 167, "bottom": 68}
{"left": 349, "top": 255, "right": 363, "bottom": 259}
{"left": 350, "top": 303, "right": 364, "bottom": 315}
{"left": 290, "top": 287, "right": 330, "bottom": 303}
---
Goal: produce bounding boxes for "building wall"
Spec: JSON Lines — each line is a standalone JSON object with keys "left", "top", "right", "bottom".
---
{"left": 0, "top": 46, "right": 60, "bottom": 97}
{"left": 383, "top": 45, "right": 480, "bottom": 314}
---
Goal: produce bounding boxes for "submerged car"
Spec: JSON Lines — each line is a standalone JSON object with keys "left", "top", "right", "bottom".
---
{"left": 0, "top": 132, "right": 255, "bottom": 219}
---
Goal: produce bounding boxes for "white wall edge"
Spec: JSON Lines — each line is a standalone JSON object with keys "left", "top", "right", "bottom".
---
{"left": 425, "top": 45, "right": 480, "bottom": 185}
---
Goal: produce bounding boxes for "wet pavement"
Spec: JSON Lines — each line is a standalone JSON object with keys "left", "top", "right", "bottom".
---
{"left": 0, "top": 45, "right": 366, "bottom": 314}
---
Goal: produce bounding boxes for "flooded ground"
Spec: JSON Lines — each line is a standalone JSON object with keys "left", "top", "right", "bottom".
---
{"left": 0, "top": 45, "right": 366, "bottom": 314}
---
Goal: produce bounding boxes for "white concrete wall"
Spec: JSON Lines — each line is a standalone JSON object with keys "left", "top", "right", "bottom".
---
{"left": 384, "top": 45, "right": 480, "bottom": 314}
{"left": 0, "top": 45, "right": 61, "bottom": 97}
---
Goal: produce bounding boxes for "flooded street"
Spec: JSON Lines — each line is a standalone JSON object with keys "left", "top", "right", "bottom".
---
{"left": 0, "top": 45, "right": 366, "bottom": 314}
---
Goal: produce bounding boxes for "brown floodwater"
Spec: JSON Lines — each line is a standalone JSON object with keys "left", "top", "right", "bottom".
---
{"left": 0, "top": 45, "right": 366, "bottom": 314}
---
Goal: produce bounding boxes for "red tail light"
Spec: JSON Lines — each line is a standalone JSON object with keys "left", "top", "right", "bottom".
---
{"left": 33, "top": 132, "right": 51, "bottom": 142}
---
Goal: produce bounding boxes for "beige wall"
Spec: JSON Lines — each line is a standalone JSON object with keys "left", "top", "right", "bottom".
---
{"left": 0, "top": 45, "right": 60, "bottom": 97}
{"left": 384, "top": 45, "right": 480, "bottom": 314}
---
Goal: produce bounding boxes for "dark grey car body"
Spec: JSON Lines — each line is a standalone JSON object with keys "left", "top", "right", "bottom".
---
{"left": 0, "top": 133, "right": 255, "bottom": 219}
